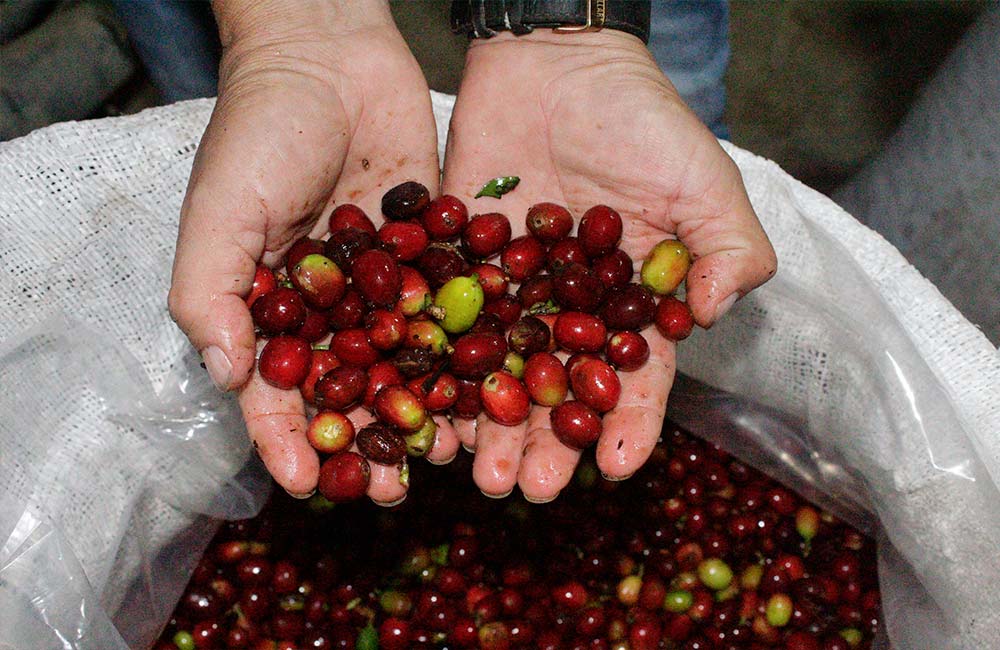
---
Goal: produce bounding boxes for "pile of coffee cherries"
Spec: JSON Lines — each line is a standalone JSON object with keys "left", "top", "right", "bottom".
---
{"left": 156, "top": 422, "right": 882, "bottom": 650}
{"left": 246, "top": 180, "right": 697, "bottom": 501}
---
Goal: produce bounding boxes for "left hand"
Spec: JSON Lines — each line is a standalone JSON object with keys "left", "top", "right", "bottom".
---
{"left": 442, "top": 30, "right": 776, "bottom": 502}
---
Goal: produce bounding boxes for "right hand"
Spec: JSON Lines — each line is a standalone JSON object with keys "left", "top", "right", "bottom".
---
{"left": 167, "top": 0, "right": 455, "bottom": 501}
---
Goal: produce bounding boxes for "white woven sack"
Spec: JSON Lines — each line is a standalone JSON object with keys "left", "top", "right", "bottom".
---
{"left": 0, "top": 93, "right": 997, "bottom": 650}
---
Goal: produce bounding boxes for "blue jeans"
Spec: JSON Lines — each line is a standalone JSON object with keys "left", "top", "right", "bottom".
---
{"left": 112, "top": 0, "right": 219, "bottom": 103}
{"left": 647, "top": 0, "right": 730, "bottom": 139}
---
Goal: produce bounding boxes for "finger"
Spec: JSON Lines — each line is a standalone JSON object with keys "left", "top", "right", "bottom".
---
{"left": 452, "top": 416, "right": 478, "bottom": 452}
{"left": 169, "top": 85, "right": 352, "bottom": 391}
{"left": 596, "top": 327, "right": 675, "bottom": 480}
{"left": 342, "top": 408, "right": 406, "bottom": 505}
{"left": 517, "top": 406, "right": 581, "bottom": 503}
{"left": 238, "top": 365, "right": 318, "bottom": 497}
{"left": 367, "top": 461, "right": 408, "bottom": 507}
{"left": 472, "top": 415, "right": 528, "bottom": 498}
{"left": 426, "top": 414, "right": 461, "bottom": 465}
{"left": 671, "top": 156, "right": 777, "bottom": 328}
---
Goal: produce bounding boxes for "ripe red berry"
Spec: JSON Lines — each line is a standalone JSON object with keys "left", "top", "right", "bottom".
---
{"left": 654, "top": 296, "right": 695, "bottom": 341}
{"left": 523, "top": 352, "right": 568, "bottom": 407}
{"left": 258, "top": 336, "right": 312, "bottom": 389}
{"left": 317, "top": 451, "right": 370, "bottom": 502}
{"left": 408, "top": 372, "right": 459, "bottom": 412}
{"left": 516, "top": 274, "right": 553, "bottom": 309}
{"left": 501, "top": 235, "right": 546, "bottom": 282}
{"left": 482, "top": 295, "right": 522, "bottom": 328}
{"left": 292, "top": 308, "right": 329, "bottom": 343}
{"left": 605, "top": 331, "right": 650, "bottom": 371}
{"left": 328, "top": 204, "right": 375, "bottom": 235}
{"left": 362, "top": 360, "right": 405, "bottom": 409}
{"left": 598, "top": 283, "right": 655, "bottom": 331}
{"left": 313, "top": 366, "right": 367, "bottom": 411}
{"left": 592, "top": 249, "right": 634, "bottom": 288}
{"left": 462, "top": 213, "right": 511, "bottom": 259}
{"left": 364, "top": 309, "right": 407, "bottom": 351}
{"left": 284, "top": 237, "right": 325, "bottom": 272}
{"left": 450, "top": 333, "right": 507, "bottom": 379}
{"left": 351, "top": 249, "right": 401, "bottom": 308}
{"left": 525, "top": 202, "right": 573, "bottom": 243}
{"left": 246, "top": 264, "right": 276, "bottom": 307}
{"left": 421, "top": 194, "right": 468, "bottom": 241}
{"left": 326, "top": 287, "right": 366, "bottom": 331}
{"left": 251, "top": 287, "right": 307, "bottom": 336}
{"left": 553, "top": 312, "right": 608, "bottom": 352}
{"left": 378, "top": 221, "right": 429, "bottom": 261}
{"left": 331, "top": 328, "right": 380, "bottom": 368}
{"left": 569, "top": 358, "right": 621, "bottom": 413}
{"left": 552, "top": 263, "right": 606, "bottom": 313}
{"left": 480, "top": 371, "right": 531, "bottom": 425}
{"left": 507, "top": 316, "right": 551, "bottom": 357}
{"left": 547, "top": 237, "right": 588, "bottom": 272}
{"left": 290, "top": 253, "right": 346, "bottom": 309}
{"left": 323, "top": 227, "right": 376, "bottom": 273}
{"left": 578, "top": 205, "right": 623, "bottom": 257}
{"left": 416, "top": 243, "right": 468, "bottom": 288}
{"left": 373, "top": 385, "right": 427, "bottom": 432}
{"left": 550, "top": 400, "right": 603, "bottom": 449}
{"left": 306, "top": 411, "right": 355, "bottom": 454}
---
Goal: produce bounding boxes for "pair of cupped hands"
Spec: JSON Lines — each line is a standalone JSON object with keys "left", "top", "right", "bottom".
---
{"left": 167, "top": 0, "right": 776, "bottom": 505}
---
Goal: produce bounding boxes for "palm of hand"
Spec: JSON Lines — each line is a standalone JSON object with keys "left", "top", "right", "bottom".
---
{"left": 442, "top": 34, "right": 768, "bottom": 500}
{"left": 178, "top": 27, "right": 445, "bottom": 499}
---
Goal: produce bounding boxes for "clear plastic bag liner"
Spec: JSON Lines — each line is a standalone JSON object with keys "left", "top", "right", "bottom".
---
{"left": 0, "top": 314, "right": 270, "bottom": 650}
{"left": 1, "top": 96, "right": 998, "bottom": 650}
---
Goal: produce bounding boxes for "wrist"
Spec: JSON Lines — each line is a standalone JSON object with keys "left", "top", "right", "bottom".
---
{"left": 467, "top": 26, "right": 643, "bottom": 52}
{"left": 214, "top": 0, "right": 395, "bottom": 48}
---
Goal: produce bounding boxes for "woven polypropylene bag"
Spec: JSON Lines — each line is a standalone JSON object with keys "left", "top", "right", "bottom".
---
{"left": 1, "top": 93, "right": 998, "bottom": 650}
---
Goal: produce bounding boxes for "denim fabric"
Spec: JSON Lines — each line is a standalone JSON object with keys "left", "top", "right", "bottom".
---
{"left": 111, "top": 0, "right": 220, "bottom": 103}
{"left": 647, "top": 0, "right": 730, "bottom": 139}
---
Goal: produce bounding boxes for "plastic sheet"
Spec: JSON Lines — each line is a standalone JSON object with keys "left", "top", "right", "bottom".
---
{"left": 1, "top": 94, "right": 998, "bottom": 649}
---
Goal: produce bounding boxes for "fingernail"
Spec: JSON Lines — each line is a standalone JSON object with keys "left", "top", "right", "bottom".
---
{"left": 427, "top": 454, "right": 457, "bottom": 466}
{"left": 481, "top": 488, "right": 514, "bottom": 499}
{"left": 713, "top": 292, "right": 739, "bottom": 324}
{"left": 374, "top": 494, "right": 407, "bottom": 508}
{"left": 462, "top": 443, "right": 476, "bottom": 453}
{"left": 523, "top": 491, "right": 559, "bottom": 504}
{"left": 202, "top": 346, "right": 232, "bottom": 390}
{"left": 601, "top": 471, "right": 633, "bottom": 482}
{"left": 285, "top": 488, "right": 315, "bottom": 499}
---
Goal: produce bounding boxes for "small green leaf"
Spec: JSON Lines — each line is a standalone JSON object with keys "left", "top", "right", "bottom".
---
{"left": 430, "top": 543, "right": 450, "bottom": 566}
{"left": 356, "top": 622, "right": 379, "bottom": 650}
{"left": 475, "top": 175, "right": 520, "bottom": 199}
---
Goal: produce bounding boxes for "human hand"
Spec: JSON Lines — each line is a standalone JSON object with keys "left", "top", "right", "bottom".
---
{"left": 167, "top": 0, "right": 456, "bottom": 502}
{"left": 442, "top": 30, "right": 776, "bottom": 501}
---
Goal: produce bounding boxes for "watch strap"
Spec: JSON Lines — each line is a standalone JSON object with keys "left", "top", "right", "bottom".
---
{"left": 451, "top": 1, "right": 652, "bottom": 44}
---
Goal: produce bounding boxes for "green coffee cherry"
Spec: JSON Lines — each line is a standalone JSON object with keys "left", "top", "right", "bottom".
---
{"left": 697, "top": 558, "right": 734, "bottom": 591}
{"left": 433, "top": 274, "right": 484, "bottom": 333}
{"left": 640, "top": 239, "right": 691, "bottom": 295}
{"left": 503, "top": 351, "right": 525, "bottom": 379}
{"left": 839, "top": 628, "right": 863, "bottom": 647}
{"left": 172, "top": 631, "right": 195, "bottom": 650}
{"left": 765, "top": 593, "right": 793, "bottom": 627}
{"left": 405, "top": 417, "right": 438, "bottom": 457}
{"left": 664, "top": 589, "right": 694, "bottom": 613}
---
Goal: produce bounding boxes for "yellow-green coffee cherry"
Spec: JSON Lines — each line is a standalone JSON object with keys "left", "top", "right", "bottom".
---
{"left": 433, "top": 274, "right": 484, "bottom": 333}
{"left": 641, "top": 239, "right": 691, "bottom": 295}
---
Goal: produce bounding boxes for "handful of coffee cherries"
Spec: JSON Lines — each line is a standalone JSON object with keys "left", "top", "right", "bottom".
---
{"left": 245, "top": 179, "right": 697, "bottom": 502}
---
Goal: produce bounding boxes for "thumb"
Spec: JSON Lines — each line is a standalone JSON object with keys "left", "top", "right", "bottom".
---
{"left": 674, "top": 155, "right": 777, "bottom": 328}
{"left": 167, "top": 172, "right": 261, "bottom": 391}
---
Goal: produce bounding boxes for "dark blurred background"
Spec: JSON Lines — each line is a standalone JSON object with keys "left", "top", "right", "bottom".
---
{"left": 2, "top": 1, "right": 996, "bottom": 342}
{"left": 0, "top": 0, "right": 985, "bottom": 191}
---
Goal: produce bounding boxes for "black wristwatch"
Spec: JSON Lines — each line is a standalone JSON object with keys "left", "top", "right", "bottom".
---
{"left": 451, "top": 0, "right": 652, "bottom": 44}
